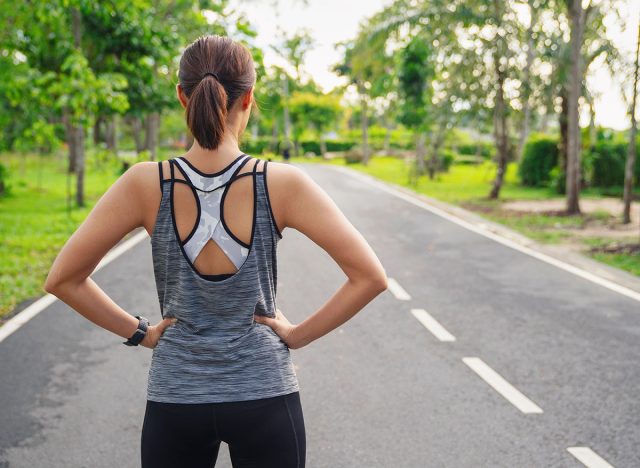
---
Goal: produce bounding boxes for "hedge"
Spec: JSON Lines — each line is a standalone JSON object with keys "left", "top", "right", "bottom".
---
{"left": 518, "top": 135, "right": 559, "bottom": 186}
{"left": 583, "top": 141, "right": 640, "bottom": 188}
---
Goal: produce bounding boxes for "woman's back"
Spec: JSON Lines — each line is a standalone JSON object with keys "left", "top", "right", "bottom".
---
{"left": 148, "top": 153, "right": 299, "bottom": 403}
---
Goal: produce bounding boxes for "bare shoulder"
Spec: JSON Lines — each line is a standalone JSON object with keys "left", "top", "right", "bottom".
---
{"left": 128, "top": 161, "right": 162, "bottom": 195}
{"left": 264, "top": 160, "right": 309, "bottom": 189}
{"left": 263, "top": 161, "right": 317, "bottom": 234}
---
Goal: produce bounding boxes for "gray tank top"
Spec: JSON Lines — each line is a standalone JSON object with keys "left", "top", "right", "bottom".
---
{"left": 147, "top": 154, "right": 299, "bottom": 403}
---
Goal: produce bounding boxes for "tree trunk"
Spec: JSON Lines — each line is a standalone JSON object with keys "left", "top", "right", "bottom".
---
{"left": 130, "top": 116, "right": 144, "bottom": 153}
{"left": 559, "top": 90, "right": 568, "bottom": 177}
{"left": 63, "top": 109, "right": 77, "bottom": 174}
{"left": 623, "top": 17, "right": 640, "bottom": 225}
{"left": 74, "top": 124, "right": 85, "bottom": 207}
{"left": 382, "top": 115, "right": 392, "bottom": 155}
{"left": 360, "top": 90, "right": 370, "bottom": 166}
{"left": 93, "top": 115, "right": 102, "bottom": 145}
{"left": 566, "top": 0, "right": 585, "bottom": 215}
{"left": 144, "top": 112, "right": 160, "bottom": 160}
{"left": 282, "top": 73, "right": 291, "bottom": 141}
{"left": 427, "top": 122, "right": 447, "bottom": 179}
{"left": 270, "top": 120, "right": 279, "bottom": 153}
{"left": 517, "top": 1, "right": 537, "bottom": 162}
{"left": 319, "top": 133, "right": 327, "bottom": 158}
{"left": 489, "top": 50, "right": 509, "bottom": 199}
{"left": 105, "top": 114, "right": 118, "bottom": 154}
{"left": 410, "top": 131, "right": 427, "bottom": 185}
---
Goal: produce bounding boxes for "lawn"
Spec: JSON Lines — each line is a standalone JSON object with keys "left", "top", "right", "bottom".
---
{"left": 295, "top": 154, "right": 640, "bottom": 278}
{"left": 0, "top": 148, "right": 175, "bottom": 320}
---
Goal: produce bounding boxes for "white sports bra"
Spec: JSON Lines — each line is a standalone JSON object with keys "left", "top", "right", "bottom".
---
{"left": 172, "top": 154, "right": 252, "bottom": 270}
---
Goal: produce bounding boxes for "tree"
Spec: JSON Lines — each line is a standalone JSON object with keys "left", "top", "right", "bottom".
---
{"left": 623, "top": 15, "right": 640, "bottom": 225}
{"left": 289, "top": 92, "right": 341, "bottom": 157}
{"left": 270, "top": 28, "right": 316, "bottom": 155}
{"left": 397, "top": 35, "right": 435, "bottom": 180}
{"left": 565, "top": 0, "right": 586, "bottom": 214}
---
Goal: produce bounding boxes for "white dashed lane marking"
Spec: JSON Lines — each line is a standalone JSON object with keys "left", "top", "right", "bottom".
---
{"left": 567, "top": 447, "right": 615, "bottom": 468}
{"left": 410, "top": 308, "right": 456, "bottom": 342}
{"left": 387, "top": 278, "right": 411, "bottom": 301}
{"left": 462, "top": 357, "right": 543, "bottom": 414}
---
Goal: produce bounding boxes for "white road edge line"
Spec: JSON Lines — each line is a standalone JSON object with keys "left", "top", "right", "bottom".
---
{"left": 0, "top": 230, "right": 149, "bottom": 344}
{"left": 462, "top": 357, "right": 543, "bottom": 414}
{"left": 567, "top": 447, "right": 615, "bottom": 468}
{"left": 329, "top": 165, "right": 640, "bottom": 303}
{"left": 387, "top": 278, "right": 411, "bottom": 301}
{"left": 410, "top": 308, "right": 456, "bottom": 341}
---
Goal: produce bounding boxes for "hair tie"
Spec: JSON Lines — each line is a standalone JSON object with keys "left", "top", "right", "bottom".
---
{"left": 202, "top": 71, "right": 220, "bottom": 81}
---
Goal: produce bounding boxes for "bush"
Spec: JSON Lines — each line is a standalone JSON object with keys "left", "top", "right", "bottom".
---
{"left": 550, "top": 167, "right": 565, "bottom": 194}
{"left": 456, "top": 142, "right": 495, "bottom": 159}
{"left": 454, "top": 155, "right": 485, "bottom": 165}
{"left": 518, "top": 135, "right": 559, "bottom": 187}
{"left": 242, "top": 137, "right": 273, "bottom": 155}
{"left": 583, "top": 141, "right": 640, "bottom": 188}
{"left": 0, "top": 162, "right": 9, "bottom": 197}
{"left": 344, "top": 146, "right": 364, "bottom": 164}
{"left": 439, "top": 150, "right": 456, "bottom": 172}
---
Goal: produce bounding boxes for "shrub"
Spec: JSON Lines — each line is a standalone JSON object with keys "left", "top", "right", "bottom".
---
{"left": 0, "top": 162, "right": 9, "bottom": 197}
{"left": 344, "top": 146, "right": 364, "bottom": 164}
{"left": 518, "top": 135, "right": 559, "bottom": 186}
{"left": 456, "top": 142, "right": 495, "bottom": 159}
{"left": 439, "top": 150, "right": 456, "bottom": 172}
{"left": 583, "top": 141, "right": 640, "bottom": 188}
{"left": 454, "top": 155, "right": 485, "bottom": 165}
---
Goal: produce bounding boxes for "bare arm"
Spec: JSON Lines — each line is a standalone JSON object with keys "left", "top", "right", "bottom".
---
{"left": 44, "top": 162, "right": 175, "bottom": 348}
{"left": 254, "top": 165, "right": 388, "bottom": 349}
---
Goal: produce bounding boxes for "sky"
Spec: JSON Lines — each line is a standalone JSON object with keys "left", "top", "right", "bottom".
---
{"left": 233, "top": 0, "right": 639, "bottom": 131}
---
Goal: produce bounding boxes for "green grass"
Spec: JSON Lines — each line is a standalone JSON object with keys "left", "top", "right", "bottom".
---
{"left": 0, "top": 148, "right": 177, "bottom": 320}
{"left": 298, "top": 154, "right": 640, "bottom": 278}
{"left": 590, "top": 252, "right": 640, "bottom": 276}
{"left": 322, "top": 156, "right": 561, "bottom": 203}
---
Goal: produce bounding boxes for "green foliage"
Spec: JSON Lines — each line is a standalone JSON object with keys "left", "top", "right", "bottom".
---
{"left": 440, "top": 150, "right": 456, "bottom": 172}
{"left": 0, "top": 163, "right": 9, "bottom": 196}
{"left": 454, "top": 155, "right": 485, "bottom": 165}
{"left": 456, "top": 142, "right": 495, "bottom": 159}
{"left": 518, "top": 134, "right": 559, "bottom": 187}
{"left": 398, "top": 36, "right": 434, "bottom": 130}
{"left": 550, "top": 167, "right": 566, "bottom": 194}
{"left": 240, "top": 137, "right": 357, "bottom": 156}
{"left": 288, "top": 92, "right": 342, "bottom": 146}
{"left": 583, "top": 140, "right": 640, "bottom": 188}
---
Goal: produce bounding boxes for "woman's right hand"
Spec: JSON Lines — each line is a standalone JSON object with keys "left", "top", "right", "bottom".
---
{"left": 140, "top": 317, "right": 178, "bottom": 349}
{"left": 254, "top": 308, "right": 301, "bottom": 349}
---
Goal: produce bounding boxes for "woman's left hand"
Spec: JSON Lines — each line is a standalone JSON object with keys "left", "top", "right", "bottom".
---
{"left": 140, "top": 317, "right": 178, "bottom": 349}
{"left": 254, "top": 308, "right": 301, "bottom": 349}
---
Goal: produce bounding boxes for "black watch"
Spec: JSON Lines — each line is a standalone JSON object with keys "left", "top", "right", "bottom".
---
{"left": 123, "top": 315, "right": 150, "bottom": 347}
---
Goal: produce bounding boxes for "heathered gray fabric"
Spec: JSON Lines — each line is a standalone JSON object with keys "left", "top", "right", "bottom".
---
{"left": 147, "top": 156, "right": 299, "bottom": 403}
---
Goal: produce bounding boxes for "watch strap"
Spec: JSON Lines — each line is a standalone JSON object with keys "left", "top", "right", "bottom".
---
{"left": 123, "top": 315, "right": 149, "bottom": 346}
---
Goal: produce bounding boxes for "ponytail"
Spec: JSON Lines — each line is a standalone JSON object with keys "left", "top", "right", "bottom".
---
{"left": 186, "top": 75, "right": 228, "bottom": 150}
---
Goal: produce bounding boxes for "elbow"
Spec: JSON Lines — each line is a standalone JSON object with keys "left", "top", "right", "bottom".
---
{"left": 44, "top": 272, "right": 65, "bottom": 295}
{"left": 370, "top": 271, "right": 388, "bottom": 294}
{"left": 44, "top": 279, "right": 59, "bottom": 295}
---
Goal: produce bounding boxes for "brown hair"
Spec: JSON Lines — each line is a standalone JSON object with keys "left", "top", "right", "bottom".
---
{"left": 178, "top": 35, "right": 257, "bottom": 150}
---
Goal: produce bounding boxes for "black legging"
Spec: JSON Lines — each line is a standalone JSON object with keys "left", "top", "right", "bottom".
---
{"left": 141, "top": 391, "right": 305, "bottom": 468}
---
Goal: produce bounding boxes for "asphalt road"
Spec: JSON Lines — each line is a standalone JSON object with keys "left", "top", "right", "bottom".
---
{"left": 1, "top": 163, "right": 638, "bottom": 468}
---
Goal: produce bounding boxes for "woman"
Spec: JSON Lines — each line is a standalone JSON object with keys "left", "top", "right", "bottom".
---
{"left": 44, "top": 34, "right": 388, "bottom": 468}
